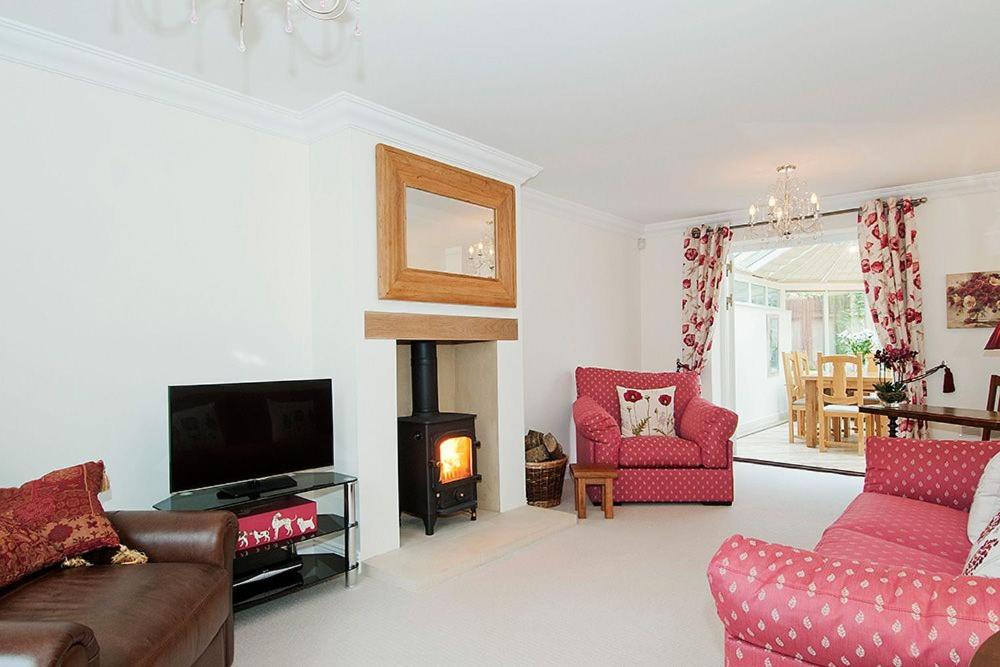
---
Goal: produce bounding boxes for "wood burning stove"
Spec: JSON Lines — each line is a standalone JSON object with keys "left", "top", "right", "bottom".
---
{"left": 398, "top": 341, "right": 480, "bottom": 535}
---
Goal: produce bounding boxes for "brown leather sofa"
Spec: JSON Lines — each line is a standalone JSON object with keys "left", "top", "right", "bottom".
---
{"left": 0, "top": 510, "right": 237, "bottom": 666}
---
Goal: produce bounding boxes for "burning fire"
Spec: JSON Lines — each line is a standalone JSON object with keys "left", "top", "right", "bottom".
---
{"left": 438, "top": 436, "right": 472, "bottom": 483}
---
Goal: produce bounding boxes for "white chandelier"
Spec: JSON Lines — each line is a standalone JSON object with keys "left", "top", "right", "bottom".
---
{"left": 189, "top": 0, "right": 361, "bottom": 52}
{"left": 467, "top": 219, "right": 496, "bottom": 277}
{"left": 747, "top": 164, "right": 822, "bottom": 238}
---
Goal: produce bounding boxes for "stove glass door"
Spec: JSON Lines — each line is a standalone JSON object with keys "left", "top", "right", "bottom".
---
{"left": 437, "top": 435, "right": 473, "bottom": 484}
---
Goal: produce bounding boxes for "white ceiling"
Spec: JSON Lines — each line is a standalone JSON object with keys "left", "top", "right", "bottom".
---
{"left": 3, "top": 1, "right": 1000, "bottom": 223}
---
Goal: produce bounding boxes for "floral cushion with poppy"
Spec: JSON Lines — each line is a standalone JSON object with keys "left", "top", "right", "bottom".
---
{"left": 0, "top": 461, "right": 120, "bottom": 589}
{"left": 615, "top": 385, "right": 677, "bottom": 438}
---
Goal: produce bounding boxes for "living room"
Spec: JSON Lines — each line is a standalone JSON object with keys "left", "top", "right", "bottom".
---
{"left": 2, "top": 2, "right": 1000, "bottom": 665}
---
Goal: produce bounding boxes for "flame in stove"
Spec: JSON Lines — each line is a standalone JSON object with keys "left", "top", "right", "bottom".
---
{"left": 438, "top": 436, "right": 473, "bottom": 484}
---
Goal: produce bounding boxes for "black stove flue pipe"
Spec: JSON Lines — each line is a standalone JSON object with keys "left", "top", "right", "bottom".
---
{"left": 410, "top": 341, "right": 439, "bottom": 415}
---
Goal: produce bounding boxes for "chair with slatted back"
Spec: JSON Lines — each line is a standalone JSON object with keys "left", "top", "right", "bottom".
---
{"left": 791, "top": 352, "right": 812, "bottom": 439}
{"left": 782, "top": 352, "right": 807, "bottom": 443}
{"left": 986, "top": 374, "right": 1000, "bottom": 440}
{"left": 862, "top": 354, "right": 885, "bottom": 437}
{"left": 817, "top": 353, "right": 866, "bottom": 453}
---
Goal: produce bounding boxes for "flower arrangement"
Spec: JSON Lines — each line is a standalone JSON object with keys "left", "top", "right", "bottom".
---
{"left": 838, "top": 329, "right": 878, "bottom": 362}
{"left": 872, "top": 343, "right": 955, "bottom": 406}
{"left": 872, "top": 344, "right": 917, "bottom": 406}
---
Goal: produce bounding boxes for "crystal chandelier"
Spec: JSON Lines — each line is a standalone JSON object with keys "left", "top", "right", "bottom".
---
{"left": 189, "top": 0, "right": 361, "bottom": 52}
{"left": 747, "top": 164, "right": 821, "bottom": 238}
{"left": 467, "top": 220, "right": 496, "bottom": 277}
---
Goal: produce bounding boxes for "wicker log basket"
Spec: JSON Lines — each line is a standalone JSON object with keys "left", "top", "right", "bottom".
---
{"left": 524, "top": 430, "right": 567, "bottom": 508}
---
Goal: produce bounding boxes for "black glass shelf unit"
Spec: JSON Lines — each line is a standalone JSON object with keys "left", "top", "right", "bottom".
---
{"left": 153, "top": 471, "right": 357, "bottom": 512}
{"left": 153, "top": 471, "right": 358, "bottom": 609}
{"left": 233, "top": 553, "right": 349, "bottom": 611}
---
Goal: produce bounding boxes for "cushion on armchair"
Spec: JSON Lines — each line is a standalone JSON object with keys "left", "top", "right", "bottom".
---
{"left": 615, "top": 385, "right": 677, "bottom": 437}
{"left": 619, "top": 436, "right": 702, "bottom": 468}
{"left": 0, "top": 462, "right": 120, "bottom": 589}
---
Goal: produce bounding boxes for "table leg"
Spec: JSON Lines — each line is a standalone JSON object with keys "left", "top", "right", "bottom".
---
{"left": 602, "top": 480, "right": 614, "bottom": 519}
{"left": 805, "top": 380, "right": 817, "bottom": 447}
{"left": 888, "top": 415, "right": 898, "bottom": 438}
{"left": 575, "top": 479, "right": 586, "bottom": 519}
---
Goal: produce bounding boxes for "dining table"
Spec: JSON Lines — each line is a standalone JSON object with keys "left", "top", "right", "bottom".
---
{"left": 860, "top": 403, "right": 1000, "bottom": 439}
{"left": 801, "top": 372, "right": 880, "bottom": 447}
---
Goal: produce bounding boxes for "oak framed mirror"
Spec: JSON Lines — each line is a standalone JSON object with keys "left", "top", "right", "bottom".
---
{"left": 376, "top": 144, "right": 517, "bottom": 307}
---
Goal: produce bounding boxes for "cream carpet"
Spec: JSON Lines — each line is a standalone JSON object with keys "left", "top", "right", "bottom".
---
{"left": 234, "top": 463, "right": 863, "bottom": 666}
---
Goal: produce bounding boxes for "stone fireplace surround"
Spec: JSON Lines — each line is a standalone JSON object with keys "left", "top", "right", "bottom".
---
{"left": 306, "top": 111, "right": 541, "bottom": 561}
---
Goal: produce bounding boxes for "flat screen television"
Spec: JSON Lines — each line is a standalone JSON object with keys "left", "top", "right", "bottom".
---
{"left": 169, "top": 378, "right": 333, "bottom": 494}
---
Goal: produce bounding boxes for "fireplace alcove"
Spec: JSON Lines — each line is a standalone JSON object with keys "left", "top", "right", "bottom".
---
{"left": 396, "top": 339, "right": 501, "bottom": 536}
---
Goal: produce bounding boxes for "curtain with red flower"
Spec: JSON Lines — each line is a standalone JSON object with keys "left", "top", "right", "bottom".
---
{"left": 857, "top": 197, "right": 926, "bottom": 436}
{"left": 680, "top": 225, "right": 732, "bottom": 374}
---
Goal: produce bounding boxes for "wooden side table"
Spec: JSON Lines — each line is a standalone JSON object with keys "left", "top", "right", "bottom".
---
{"left": 570, "top": 463, "right": 618, "bottom": 519}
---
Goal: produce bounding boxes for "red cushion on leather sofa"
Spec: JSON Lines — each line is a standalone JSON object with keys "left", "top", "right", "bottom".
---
{"left": 0, "top": 461, "right": 120, "bottom": 588}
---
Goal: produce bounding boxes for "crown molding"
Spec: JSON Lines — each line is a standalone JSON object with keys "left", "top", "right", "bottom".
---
{"left": 643, "top": 210, "right": 734, "bottom": 236}
{"left": 520, "top": 188, "right": 643, "bottom": 235}
{"left": 644, "top": 170, "right": 1000, "bottom": 236}
{"left": 0, "top": 17, "right": 307, "bottom": 141}
{"left": 0, "top": 17, "right": 543, "bottom": 185}
{"left": 301, "top": 93, "right": 543, "bottom": 185}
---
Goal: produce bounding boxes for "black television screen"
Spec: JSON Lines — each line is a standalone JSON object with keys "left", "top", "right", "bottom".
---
{"left": 168, "top": 378, "right": 333, "bottom": 493}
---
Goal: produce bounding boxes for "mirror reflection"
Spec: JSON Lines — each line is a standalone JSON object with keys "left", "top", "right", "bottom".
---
{"left": 405, "top": 188, "right": 497, "bottom": 278}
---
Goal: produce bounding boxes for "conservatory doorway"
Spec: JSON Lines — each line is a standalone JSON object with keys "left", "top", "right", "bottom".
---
{"left": 720, "top": 235, "right": 878, "bottom": 474}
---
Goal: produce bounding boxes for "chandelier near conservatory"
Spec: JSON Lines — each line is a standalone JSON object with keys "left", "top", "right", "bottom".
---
{"left": 189, "top": 0, "right": 361, "bottom": 52}
{"left": 747, "top": 164, "right": 822, "bottom": 238}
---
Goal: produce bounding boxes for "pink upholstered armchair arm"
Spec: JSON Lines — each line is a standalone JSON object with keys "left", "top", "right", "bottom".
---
{"left": 572, "top": 396, "right": 621, "bottom": 466}
{"left": 864, "top": 437, "right": 1000, "bottom": 512}
{"left": 708, "top": 534, "right": 998, "bottom": 666}
{"left": 678, "top": 397, "right": 737, "bottom": 469}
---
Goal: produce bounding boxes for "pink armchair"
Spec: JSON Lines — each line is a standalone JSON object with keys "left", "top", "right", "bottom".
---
{"left": 573, "top": 367, "right": 738, "bottom": 504}
{"left": 708, "top": 436, "right": 1000, "bottom": 666}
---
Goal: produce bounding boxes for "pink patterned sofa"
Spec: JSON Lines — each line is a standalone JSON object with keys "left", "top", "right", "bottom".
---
{"left": 572, "top": 367, "right": 738, "bottom": 504}
{"left": 708, "top": 436, "right": 1000, "bottom": 666}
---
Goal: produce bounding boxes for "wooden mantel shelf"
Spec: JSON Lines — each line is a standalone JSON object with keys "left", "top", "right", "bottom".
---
{"left": 364, "top": 311, "right": 518, "bottom": 341}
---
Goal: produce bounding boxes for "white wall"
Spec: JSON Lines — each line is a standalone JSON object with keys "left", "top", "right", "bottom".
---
{"left": 520, "top": 194, "right": 642, "bottom": 460}
{"left": 733, "top": 304, "right": 787, "bottom": 435}
{"left": 0, "top": 60, "right": 312, "bottom": 507}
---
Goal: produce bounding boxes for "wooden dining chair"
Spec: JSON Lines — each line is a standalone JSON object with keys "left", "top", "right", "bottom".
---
{"left": 861, "top": 355, "right": 885, "bottom": 437}
{"left": 985, "top": 374, "right": 1000, "bottom": 440}
{"left": 782, "top": 352, "right": 807, "bottom": 442}
{"left": 791, "top": 352, "right": 810, "bottom": 436}
{"left": 816, "top": 353, "right": 866, "bottom": 453}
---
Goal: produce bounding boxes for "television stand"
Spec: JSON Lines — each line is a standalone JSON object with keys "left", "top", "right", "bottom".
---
{"left": 216, "top": 475, "right": 296, "bottom": 499}
{"left": 154, "top": 471, "right": 358, "bottom": 611}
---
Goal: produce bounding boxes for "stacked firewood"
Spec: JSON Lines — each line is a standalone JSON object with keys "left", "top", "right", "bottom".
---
{"left": 524, "top": 430, "right": 565, "bottom": 463}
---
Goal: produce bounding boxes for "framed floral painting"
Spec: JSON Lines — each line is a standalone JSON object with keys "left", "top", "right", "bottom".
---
{"left": 946, "top": 271, "right": 1000, "bottom": 328}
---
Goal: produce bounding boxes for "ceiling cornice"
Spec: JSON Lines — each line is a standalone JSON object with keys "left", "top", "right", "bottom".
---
{"left": 644, "top": 170, "right": 1000, "bottom": 236}
{"left": 301, "top": 93, "right": 543, "bottom": 185}
{"left": 0, "top": 17, "right": 543, "bottom": 186}
{"left": 520, "top": 188, "right": 643, "bottom": 235}
{"left": 0, "top": 17, "right": 307, "bottom": 141}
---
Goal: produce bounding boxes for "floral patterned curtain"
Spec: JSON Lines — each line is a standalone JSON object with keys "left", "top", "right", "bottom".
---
{"left": 857, "top": 197, "right": 926, "bottom": 436}
{"left": 680, "top": 225, "right": 732, "bottom": 374}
